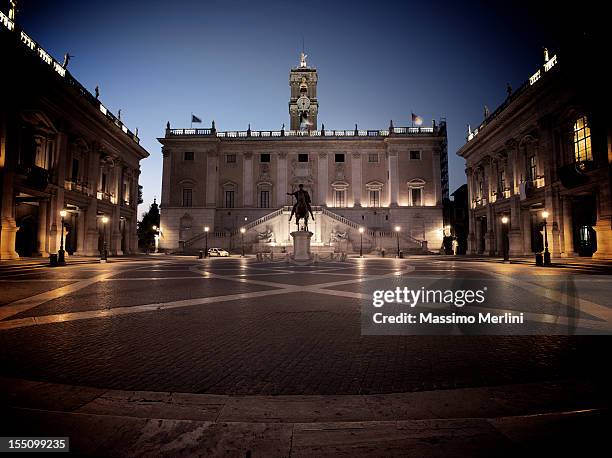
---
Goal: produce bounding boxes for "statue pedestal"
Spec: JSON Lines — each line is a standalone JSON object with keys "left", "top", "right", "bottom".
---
{"left": 290, "top": 231, "right": 313, "bottom": 262}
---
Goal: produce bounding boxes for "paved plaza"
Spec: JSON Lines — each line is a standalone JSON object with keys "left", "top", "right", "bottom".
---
{"left": 0, "top": 255, "right": 610, "bottom": 455}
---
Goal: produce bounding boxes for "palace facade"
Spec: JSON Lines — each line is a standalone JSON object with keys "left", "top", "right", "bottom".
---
{"left": 158, "top": 55, "right": 448, "bottom": 255}
{"left": 458, "top": 48, "right": 612, "bottom": 258}
{"left": 0, "top": 9, "right": 149, "bottom": 260}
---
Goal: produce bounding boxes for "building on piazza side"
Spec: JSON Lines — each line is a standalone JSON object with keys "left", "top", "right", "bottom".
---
{"left": 457, "top": 47, "right": 612, "bottom": 259}
{"left": 0, "top": 8, "right": 149, "bottom": 260}
{"left": 158, "top": 54, "right": 449, "bottom": 255}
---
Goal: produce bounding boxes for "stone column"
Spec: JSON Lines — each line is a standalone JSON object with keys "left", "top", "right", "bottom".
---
{"left": 317, "top": 152, "right": 328, "bottom": 206}
{"left": 276, "top": 153, "right": 287, "bottom": 207}
{"left": 431, "top": 149, "right": 440, "bottom": 205}
{"left": 388, "top": 152, "right": 399, "bottom": 207}
{"left": 484, "top": 204, "right": 495, "bottom": 256}
{"left": 561, "top": 197, "right": 574, "bottom": 256}
{"left": 161, "top": 148, "right": 172, "bottom": 207}
{"left": 111, "top": 205, "right": 122, "bottom": 255}
{"left": 508, "top": 195, "right": 523, "bottom": 255}
{"left": 351, "top": 152, "right": 362, "bottom": 207}
{"left": 206, "top": 153, "right": 218, "bottom": 207}
{"left": 0, "top": 171, "right": 19, "bottom": 260}
{"left": 83, "top": 148, "right": 100, "bottom": 256}
{"left": 130, "top": 170, "right": 140, "bottom": 254}
{"left": 76, "top": 207, "right": 86, "bottom": 255}
{"left": 243, "top": 153, "right": 253, "bottom": 207}
{"left": 48, "top": 132, "right": 68, "bottom": 253}
{"left": 36, "top": 199, "right": 49, "bottom": 256}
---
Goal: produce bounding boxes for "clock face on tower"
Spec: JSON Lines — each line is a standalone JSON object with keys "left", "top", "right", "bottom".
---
{"left": 296, "top": 96, "right": 310, "bottom": 111}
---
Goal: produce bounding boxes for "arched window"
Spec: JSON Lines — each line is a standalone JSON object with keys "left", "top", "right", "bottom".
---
{"left": 573, "top": 116, "right": 592, "bottom": 163}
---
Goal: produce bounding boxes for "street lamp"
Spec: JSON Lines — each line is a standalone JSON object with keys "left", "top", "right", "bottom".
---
{"left": 542, "top": 210, "right": 551, "bottom": 266}
{"left": 204, "top": 226, "right": 209, "bottom": 257}
{"left": 58, "top": 209, "right": 67, "bottom": 265}
{"left": 101, "top": 216, "right": 109, "bottom": 263}
{"left": 394, "top": 225, "right": 401, "bottom": 258}
{"left": 359, "top": 227, "right": 364, "bottom": 257}
{"left": 501, "top": 216, "right": 509, "bottom": 263}
{"left": 152, "top": 225, "right": 158, "bottom": 253}
{"left": 240, "top": 227, "right": 246, "bottom": 257}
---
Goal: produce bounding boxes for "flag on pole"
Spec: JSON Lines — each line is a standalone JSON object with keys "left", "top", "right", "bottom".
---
{"left": 411, "top": 113, "right": 423, "bottom": 126}
{"left": 191, "top": 114, "right": 202, "bottom": 123}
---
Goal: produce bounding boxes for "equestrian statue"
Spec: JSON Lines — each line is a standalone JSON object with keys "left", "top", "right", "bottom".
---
{"left": 287, "top": 184, "right": 315, "bottom": 231}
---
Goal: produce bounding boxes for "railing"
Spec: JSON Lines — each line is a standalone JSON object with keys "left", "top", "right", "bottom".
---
{"left": 166, "top": 126, "right": 437, "bottom": 139}
{"left": 64, "top": 179, "right": 91, "bottom": 195}
{"left": 243, "top": 207, "right": 285, "bottom": 230}
{"left": 1, "top": 10, "right": 140, "bottom": 146}
{"left": 96, "top": 191, "right": 116, "bottom": 203}
{"left": 467, "top": 55, "right": 558, "bottom": 143}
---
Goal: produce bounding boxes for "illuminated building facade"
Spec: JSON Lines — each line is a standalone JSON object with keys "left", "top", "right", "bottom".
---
{"left": 458, "top": 48, "right": 612, "bottom": 258}
{"left": 0, "top": 9, "right": 149, "bottom": 260}
{"left": 158, "top": 55, "right": 449, "bottom": 254}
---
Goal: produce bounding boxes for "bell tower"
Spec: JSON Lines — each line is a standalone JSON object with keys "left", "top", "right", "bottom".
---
{"left": 289, "top": 52, "right": 318, "bottom": 131}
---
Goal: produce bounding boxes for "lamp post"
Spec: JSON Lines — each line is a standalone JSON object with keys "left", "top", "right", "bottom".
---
{"left": 395, "top": 225, "right": 401, "bottom": 258}
{"left": 501, "top": 216, "right": 509, "bottom": 263}
{"left": 152, "top": 225, "right": 158, "bottom": 253}
{"left": 240, "top": 227, "right": 246, "bottom": 257}
{"left": 101, "top": 216, "right": 109, "bottom": 263}
{"left": 359, "top": 227, "right": 364, "bottom": 257}
{"left": 58, "top": 210, "right": 67, "bottom": 265}
{"left": 542, "top": 210, "right": 551, "bottom": 266}
{"left": 204, "top": 226, "right": 209, "bottom": 257}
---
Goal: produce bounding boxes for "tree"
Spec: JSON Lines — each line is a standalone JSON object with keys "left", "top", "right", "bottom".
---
{"left": 137, "top": 199, "right": 160, "bottom": 252}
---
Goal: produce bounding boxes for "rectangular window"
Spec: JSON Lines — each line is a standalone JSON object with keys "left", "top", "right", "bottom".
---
{"left": 368, "top": 153, "right": 379, "bottom": 163}
{"left": 71, "top": 158, "right": 79, "bottom": 182}
{"left": 335, "top": 190, "right": 346, "bottom": 207}
{"left": 101, "top": 173, "right": 107, "bottom": 192}
{"left": 411, "top": 188, "right": 422, "bottom": 206}
{"left": 573, "top": 116, "right": 593, "bottom": 162}
{"left": 528, "top": 155, "right": 537, "bottom": 181}
{"left": 369, "top": 190, "right": 380, "bottom": 207}
{"left": 184, "top": 151, "right": 194, "bottom": 161}
{"left": 260, "top": 153, "right": 270, "bottom": 163}
{"left": 226, "top": 154, "right": 236, "bottom": 163}
{"left": 498, "top": 169, "right": 506, "bottom": 194}
{"left": 335, "top": 153, "right": 345, "bottom": 163}
{"left": 260, "top": 190, "right": 270, "bottom": 208}
{"left": 182, "top": 188, "right": 193, "bottom": 207}
{"left": 225, "top": 190, "right": 235, "bottom": 208}
{"left": 298, "top": 153, "right": 309, "bottom": 162}
{"left": 410, "top": 150, "right": 421, "bottom": 160}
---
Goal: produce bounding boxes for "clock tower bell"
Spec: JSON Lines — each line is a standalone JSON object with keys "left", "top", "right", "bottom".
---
{"left": 289, "top": 52, "right": 318, "bottom": 131}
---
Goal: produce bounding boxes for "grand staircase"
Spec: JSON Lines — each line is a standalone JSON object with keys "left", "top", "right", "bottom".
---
{"left": 181, "top": 206, "right": 430, "bottom": 255}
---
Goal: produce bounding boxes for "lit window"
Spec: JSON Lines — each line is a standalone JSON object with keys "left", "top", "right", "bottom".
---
{"left": 184, "top": 151, "right": 194, "bottom": 161}
{"left": 573, "top": 116, "right": 592, "bottom": 162}
{"left": 226, "top": 154, "right": 236, "bottom": 163}
{"left": 411, "top": 188, "right": 422, "bottom": 206}
{"left": 335, "top": 190, "right": 346, "bottom": 207}
{"left": 369, "top": 190, "right": 380, "bottom": 207}
{"left": 528, "top": 155, "right": 537, "bottom": 182}
{"left": 368, "top": 153, "right": 378, "bottom": 163}
{"left": 182, "top": 188, "right": 193, "bottom": 207}
{"left": 498, "top": 169, "right": 506, "bottom": 194}
{"left": 225, "top": 190, "right": 235, "bottom": 208}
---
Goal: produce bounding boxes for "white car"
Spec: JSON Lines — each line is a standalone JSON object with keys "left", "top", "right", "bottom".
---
{"left": 208, "top": 248, "right": 230, "bottom": 257}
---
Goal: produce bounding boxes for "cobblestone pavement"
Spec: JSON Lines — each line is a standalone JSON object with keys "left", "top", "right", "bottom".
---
{"left": 0, "top": 256, "right": 610, "bottom": 395}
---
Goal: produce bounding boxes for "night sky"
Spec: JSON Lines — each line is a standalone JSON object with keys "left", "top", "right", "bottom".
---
{"left": 15, "top": 0, "right": 561, "bottom": 215}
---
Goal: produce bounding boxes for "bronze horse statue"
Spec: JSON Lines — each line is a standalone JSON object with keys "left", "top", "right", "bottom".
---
{"left": 288, "top": 184, "right": 314, "bottom": 231}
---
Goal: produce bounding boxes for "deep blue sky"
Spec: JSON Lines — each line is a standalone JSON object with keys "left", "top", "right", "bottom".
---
{"left": 16, "top": 0, "right": 554, "bottom": 216}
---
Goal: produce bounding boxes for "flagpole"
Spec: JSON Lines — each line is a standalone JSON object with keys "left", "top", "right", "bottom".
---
{"left": 190, "top": 113, "right": 193, "bottom": 129}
